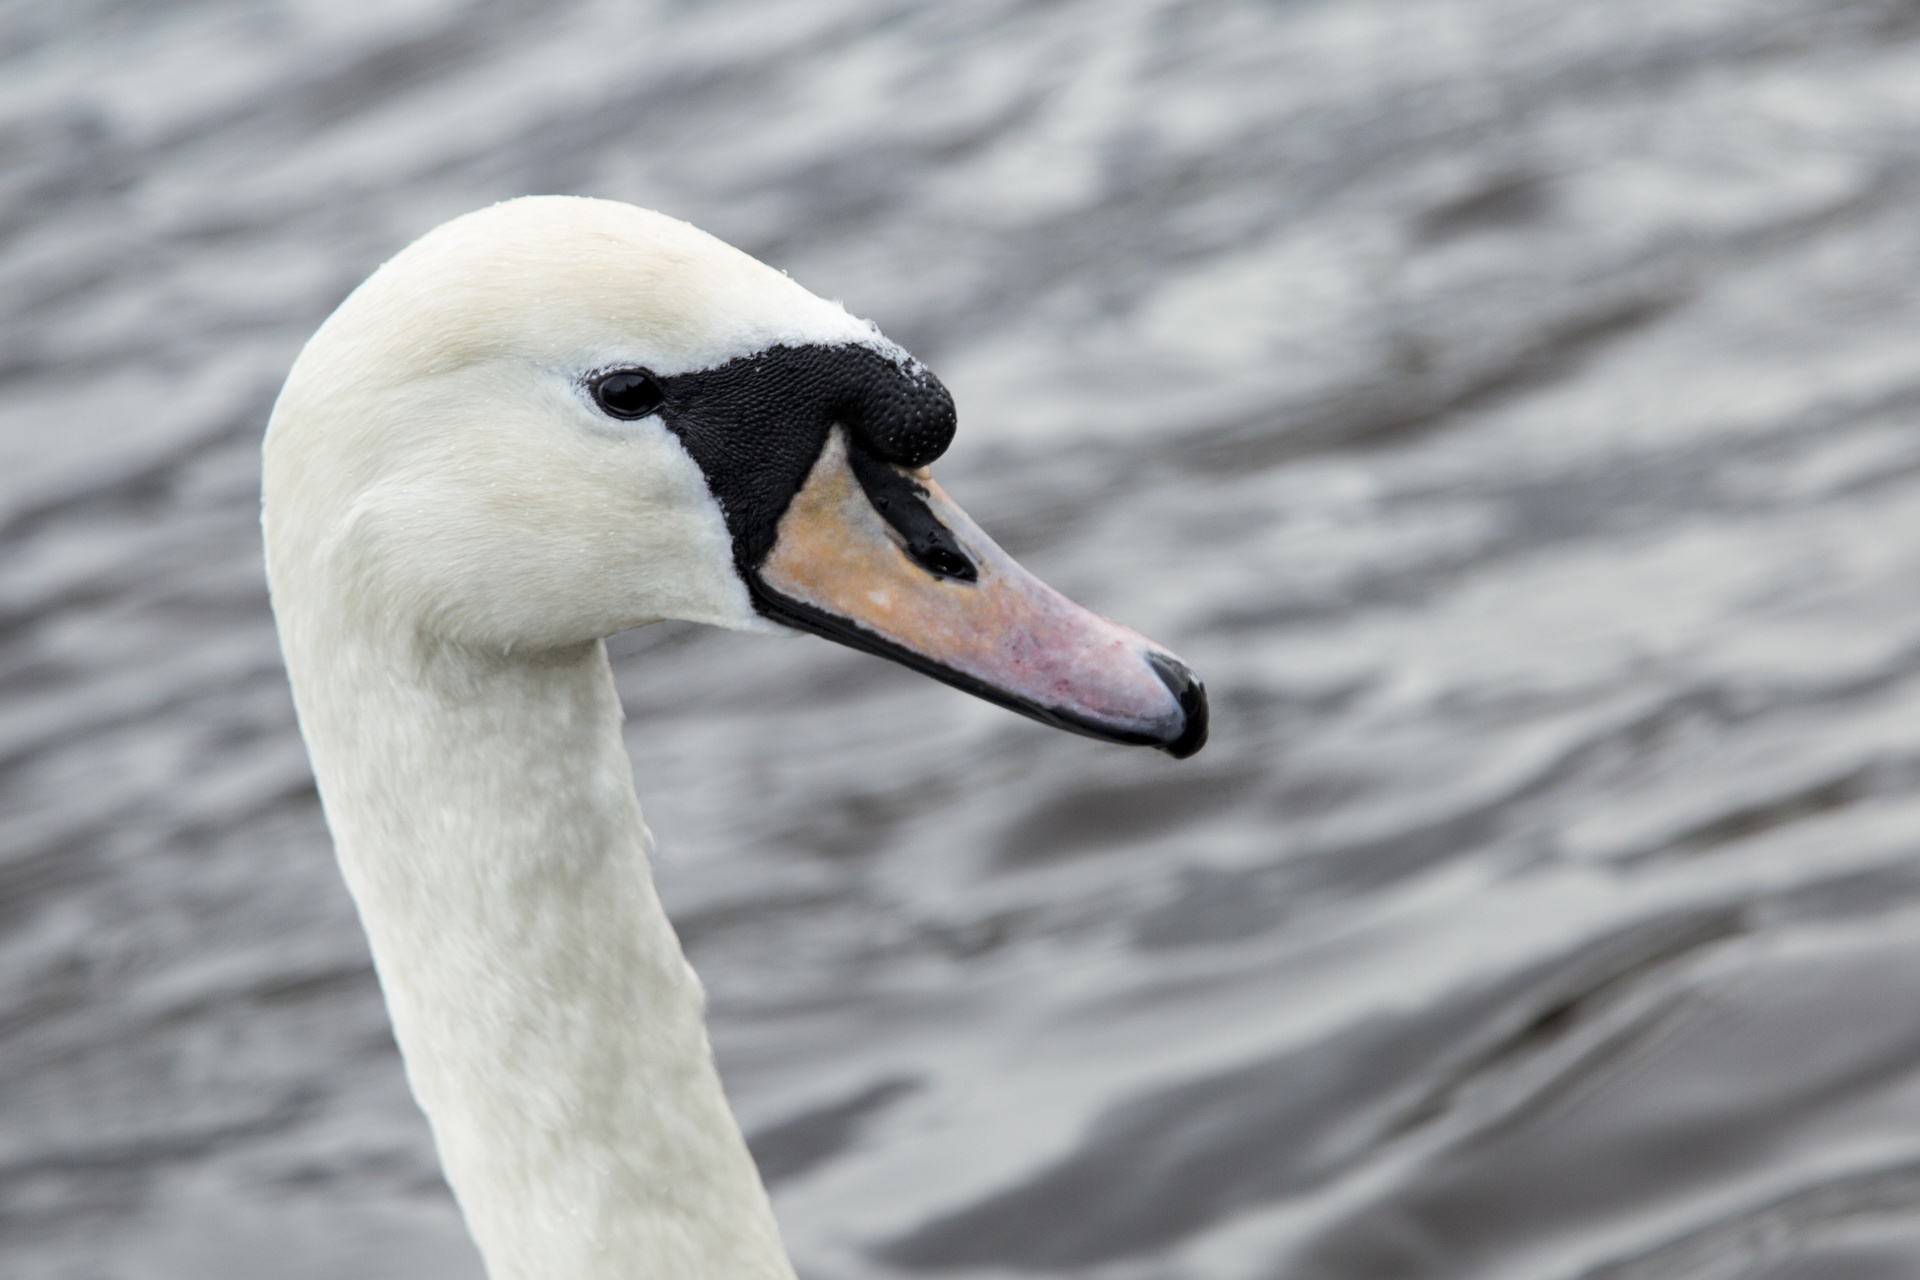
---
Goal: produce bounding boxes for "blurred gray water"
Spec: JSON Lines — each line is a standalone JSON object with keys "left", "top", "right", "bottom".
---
{"left": 9, "top": 1, "right": 1920, "bottom": 1277}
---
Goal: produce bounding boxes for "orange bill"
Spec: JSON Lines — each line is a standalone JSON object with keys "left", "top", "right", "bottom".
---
{"left": 751, "top": 428, "right": 1207, "bottom": 757}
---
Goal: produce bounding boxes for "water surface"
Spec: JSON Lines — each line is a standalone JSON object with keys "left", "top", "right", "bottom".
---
{"left": 8, "top": 2, "right": 1920, "bottom": 1277}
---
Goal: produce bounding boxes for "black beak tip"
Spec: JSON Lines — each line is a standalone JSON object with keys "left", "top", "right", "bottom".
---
{"left": 1146, "top": 652, "right": 1209, "bottom": 760}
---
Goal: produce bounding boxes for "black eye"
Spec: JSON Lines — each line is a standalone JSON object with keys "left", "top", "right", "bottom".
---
{"left": 592, "top": 370, "right": 664, "bottom": 419}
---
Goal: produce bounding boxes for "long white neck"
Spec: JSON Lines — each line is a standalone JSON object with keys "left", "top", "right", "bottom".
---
{"left": 277, "top": 614, "right": 793, "bottom": 1280}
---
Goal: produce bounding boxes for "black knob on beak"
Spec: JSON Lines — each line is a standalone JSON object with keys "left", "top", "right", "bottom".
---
{"left": 833, "top": 350, "right": 957, "bottom": 468}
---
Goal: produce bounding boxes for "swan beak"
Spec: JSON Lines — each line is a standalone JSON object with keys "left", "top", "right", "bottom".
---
{"left": 750, "top": 429, "right": 1207, "bottom": 758}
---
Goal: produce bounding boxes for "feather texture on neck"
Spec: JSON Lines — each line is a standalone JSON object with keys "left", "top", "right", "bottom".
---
{"left": 279, "top": 613, "right": 792, "bottom": 1280}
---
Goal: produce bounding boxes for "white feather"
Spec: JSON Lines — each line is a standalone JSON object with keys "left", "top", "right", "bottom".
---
{"left": 261, "top": 196, "right": 861, "bottom": 1280}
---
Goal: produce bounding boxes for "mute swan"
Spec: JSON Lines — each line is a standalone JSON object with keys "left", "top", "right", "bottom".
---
{"left": 262, "top": 196, "right": 1205, "bottom": 1280}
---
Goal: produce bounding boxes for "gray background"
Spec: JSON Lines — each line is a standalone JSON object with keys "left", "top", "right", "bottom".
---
{"left": 8, "top": 1, "right": 1920, "bottom": 1277}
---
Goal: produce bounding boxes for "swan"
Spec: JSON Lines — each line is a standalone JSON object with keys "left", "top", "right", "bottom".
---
{"left": 261, "top": 195, "right": 1206, "bottom": 1280}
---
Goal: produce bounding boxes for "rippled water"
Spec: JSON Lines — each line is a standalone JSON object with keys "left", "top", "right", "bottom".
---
{"left": 9, "top": 1, "right": 1920, "bottom": 1277}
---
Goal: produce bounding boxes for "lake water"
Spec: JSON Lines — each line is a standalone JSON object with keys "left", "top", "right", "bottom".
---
{"left": 9, "top": 2, "right": 1920, "bottom": 1277}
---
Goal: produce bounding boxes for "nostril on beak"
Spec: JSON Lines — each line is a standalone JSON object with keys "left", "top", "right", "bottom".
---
{"left": 1145, "top": 651, "right": 1209, "bottom": 759}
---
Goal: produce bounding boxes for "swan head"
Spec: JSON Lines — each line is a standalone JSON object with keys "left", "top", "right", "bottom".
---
{"left": 264, "top": 196, "right": 1205, "bottom": 757}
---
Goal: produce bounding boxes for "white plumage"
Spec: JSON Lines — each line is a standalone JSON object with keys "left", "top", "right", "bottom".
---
{"left": 264, "top": 195, "right": 1202, "bottom": 1279}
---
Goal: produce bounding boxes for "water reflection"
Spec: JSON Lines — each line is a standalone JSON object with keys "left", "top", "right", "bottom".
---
{"left": 7, "top": 2, "right": 1920, "bottom": 1277}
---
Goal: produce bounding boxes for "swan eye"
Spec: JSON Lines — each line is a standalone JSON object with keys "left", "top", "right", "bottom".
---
{"left": 592, "top": 370, "right": 664, "bottom": 419}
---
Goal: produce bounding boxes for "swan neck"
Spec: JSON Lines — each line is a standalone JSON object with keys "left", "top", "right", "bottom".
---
{"left": 283, "top": 627, "right": 792, "bottom": 1280}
